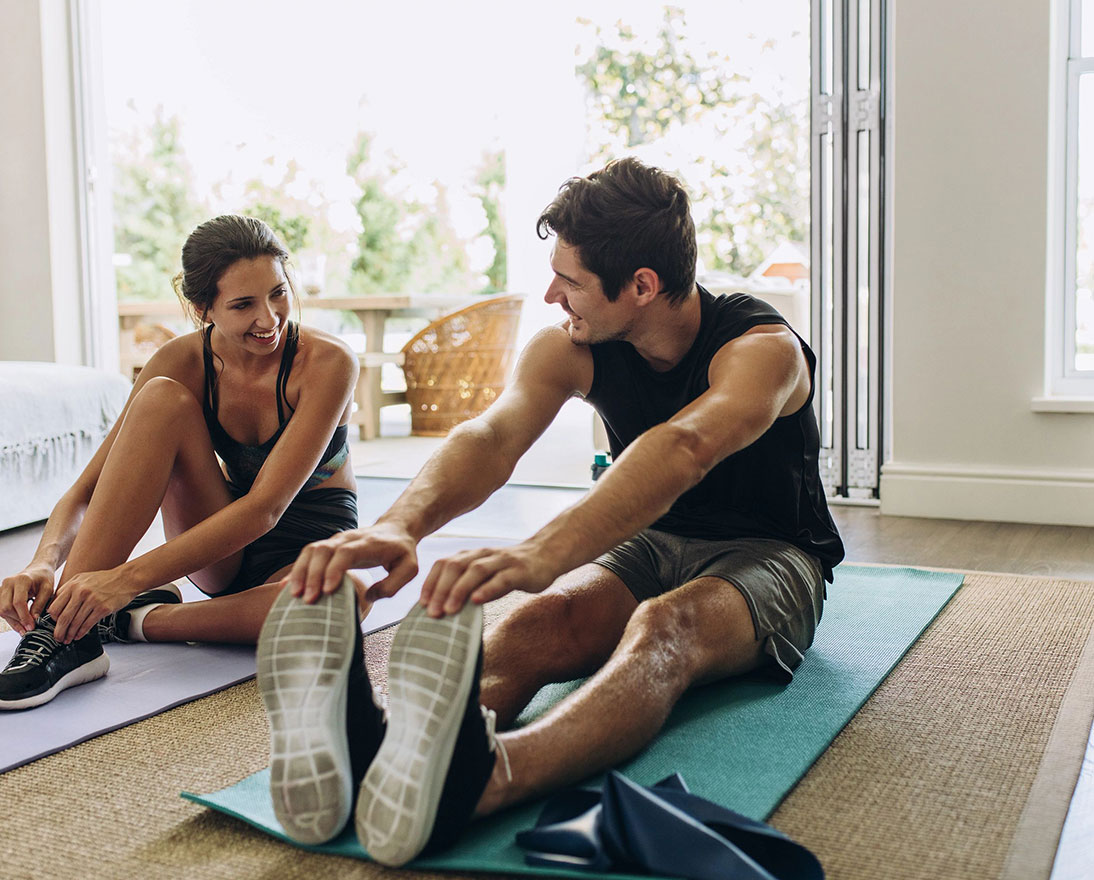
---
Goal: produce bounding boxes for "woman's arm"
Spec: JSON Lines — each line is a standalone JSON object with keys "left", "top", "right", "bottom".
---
{"left": 0, "top": 341, "right": 200, "bottom": 634}
{"left": 127, "top": 336, "right": 360, "bottom": 583}
{"left": 47, "top": 332, "right": 360, "bottom": 641}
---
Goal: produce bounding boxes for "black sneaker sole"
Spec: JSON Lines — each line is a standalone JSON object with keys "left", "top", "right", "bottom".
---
{"left": 257, "top": 578, "right": 358, "bottom": 844}
{"left": 0, "top": 652, "right": 110, "bottom": 711}
{"left": 355, "top": 601, "right": 483, "bottom": 866}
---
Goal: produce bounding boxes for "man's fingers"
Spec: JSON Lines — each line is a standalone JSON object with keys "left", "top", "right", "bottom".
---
{"left": 365, "top": 556, "right": 418, "bottom": 602}
{"left": 422, "top": 555, "right": 476, "bottom": 617}
{"left": 301, "top": 545, "right": 337, "bottom": 603}
{"left": 321, "top": 545, "right": 364, "bottom": 594}
{"left": 427, "top": 553, "right": 506, "bottom": 617}
{"left": 286, "top": 551, "right": 313, "bottom": 597}
{"left": 442, "top": 559, "right": 505, "bottom": 614}
{"left": 470, "top": 577, "right": 515, "bottom": 605}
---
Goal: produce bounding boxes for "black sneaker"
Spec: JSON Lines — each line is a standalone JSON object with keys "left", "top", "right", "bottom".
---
{"left": 98, "top": 583, "right": 183, "bottom": 643}
{"left": 257, "top": 578, "right": 386, "bottom": 845}
{"left": 0, "top": 614, "right": 110, "bottom": 710}
{"left": 355, "top": 601, "right": 505, "bottom": 866}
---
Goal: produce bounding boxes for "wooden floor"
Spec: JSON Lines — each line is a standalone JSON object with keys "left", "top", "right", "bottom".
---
{"left": 2, "top": 497, "right": 1093, "bottom": 584}
{"left": 828, "top": 505, "right": 1094, "bottom": 580}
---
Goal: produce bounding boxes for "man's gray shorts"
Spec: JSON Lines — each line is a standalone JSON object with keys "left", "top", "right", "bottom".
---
{"left": 595, "top": 529, "right": 826, "bottom": 682}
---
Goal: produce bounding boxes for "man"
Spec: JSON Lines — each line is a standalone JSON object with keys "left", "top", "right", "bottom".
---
{"left": 255, "top": 157, "right": 844, "bottom": 864}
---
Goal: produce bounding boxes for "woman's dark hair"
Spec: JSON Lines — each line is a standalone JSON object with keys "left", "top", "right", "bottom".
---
{"left": 173, "top": 214, "right": 295, "bottom": 325}
{"left": 536, "top": 157, "right": 697, "bottom": 306}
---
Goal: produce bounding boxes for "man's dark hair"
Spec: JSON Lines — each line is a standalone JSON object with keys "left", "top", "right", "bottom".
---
{"left": 536, "top": 157, "right": 697, "bottom": 306}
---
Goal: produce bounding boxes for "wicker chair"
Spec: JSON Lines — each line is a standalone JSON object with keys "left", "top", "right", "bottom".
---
{"left": 400, "top": 294, "right": 525, "bottom": 436}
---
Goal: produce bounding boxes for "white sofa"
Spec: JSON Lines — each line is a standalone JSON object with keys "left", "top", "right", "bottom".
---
{"left": 0, "top": 362, "right": 130, "bottom": 531}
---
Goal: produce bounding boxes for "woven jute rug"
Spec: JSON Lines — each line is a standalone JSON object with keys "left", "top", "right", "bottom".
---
{"left": 1, "top": 571, "right": 1092, "bottom": 880}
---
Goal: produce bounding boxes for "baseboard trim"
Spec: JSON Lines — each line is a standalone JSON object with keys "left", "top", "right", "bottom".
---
{"left": 879, "top": 462, "right": 1094, "bottom": 526}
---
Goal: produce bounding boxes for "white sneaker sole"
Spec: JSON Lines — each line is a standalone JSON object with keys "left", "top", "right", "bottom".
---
{"left": 0, "top": 651, "right": 110, "bottom": 710}
{"left": 356, "top": 601, "right": 483, "bottom": 866}
{"left": 257, "top": 578, "right": 357, "bottom": 844}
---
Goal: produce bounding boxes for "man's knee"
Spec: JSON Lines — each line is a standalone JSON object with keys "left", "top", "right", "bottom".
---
{"left": 492, "top": 589, "right": 614, "bottom": 673}
{"left": 619, "top": 598, "right": 697, "bottom": 684}
{"left": 621, "top": 584, "right": 761, "bottom": 686}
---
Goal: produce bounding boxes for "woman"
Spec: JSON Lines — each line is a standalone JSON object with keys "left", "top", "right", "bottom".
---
{"left": 0, "top": 215, "right": 361, "bottom": 709}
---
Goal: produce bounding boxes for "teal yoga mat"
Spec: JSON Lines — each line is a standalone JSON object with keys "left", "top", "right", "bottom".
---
{"left": 183, "top": 564, "right": 963, "bottom": 875}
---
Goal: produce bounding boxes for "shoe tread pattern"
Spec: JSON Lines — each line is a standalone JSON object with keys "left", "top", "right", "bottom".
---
{"left": 356, "top": 602, "right": 483, "bottom": 866}
{"left": 257, "top": 581, "right": 357, "bottom": 844}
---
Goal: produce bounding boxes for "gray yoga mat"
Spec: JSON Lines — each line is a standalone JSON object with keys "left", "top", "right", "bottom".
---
{"left": 185, "top": 564, "right": 965, "bottom": 875}
{"left": 0, "top": 536, "right": 516, "bottom": 773}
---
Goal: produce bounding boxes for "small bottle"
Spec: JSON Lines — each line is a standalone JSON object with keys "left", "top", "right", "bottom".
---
{"left": 591, "top": 452, "right": 611, "bottom": 481}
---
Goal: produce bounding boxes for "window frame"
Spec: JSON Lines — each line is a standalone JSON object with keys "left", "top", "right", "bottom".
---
{"left": 1045, "top": 0, "right": 1094, "bottom": 400}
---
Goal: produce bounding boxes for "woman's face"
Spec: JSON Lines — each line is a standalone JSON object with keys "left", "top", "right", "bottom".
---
{"left": 207, "top": 256, "right": 293, "bottom": 355}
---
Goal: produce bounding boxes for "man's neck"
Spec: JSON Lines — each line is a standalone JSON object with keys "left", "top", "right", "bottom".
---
{"left": 625, "top": 286, "right": 702, "bottom": 372}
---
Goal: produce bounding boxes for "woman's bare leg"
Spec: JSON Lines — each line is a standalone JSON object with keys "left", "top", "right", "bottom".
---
{"left": 60, "top": 377, "right": 242, "bottom": 591}
{"left": 141, "top": 572, "right": 373, "bottom": 645}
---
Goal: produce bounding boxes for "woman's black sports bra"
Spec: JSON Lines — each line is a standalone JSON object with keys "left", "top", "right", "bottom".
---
{"left": 201, "top": 322, "right": 349, "bottom": 492}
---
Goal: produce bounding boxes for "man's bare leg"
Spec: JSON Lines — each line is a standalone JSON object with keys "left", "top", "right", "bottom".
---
{"left": 475, "top": 575, "right": 764, "bottom": 816}
{"left": 480, "top": 564, "right": 638, "bottom": 728}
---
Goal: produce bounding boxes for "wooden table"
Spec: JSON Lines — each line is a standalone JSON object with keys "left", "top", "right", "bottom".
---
{"left": 118, "top": 293, "right": 469, "bottom": 440}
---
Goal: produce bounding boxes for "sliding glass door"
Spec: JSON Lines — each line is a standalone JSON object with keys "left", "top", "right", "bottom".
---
{"left": 812, "top": 0, "right": 885, "bottom": 499}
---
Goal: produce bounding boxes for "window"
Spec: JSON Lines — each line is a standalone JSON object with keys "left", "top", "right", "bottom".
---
{"left": 92, "top": 1, "right": 811, "bottom": 352}
{"left": 1048, "top": 0, "right": 1094, "bottom": 397}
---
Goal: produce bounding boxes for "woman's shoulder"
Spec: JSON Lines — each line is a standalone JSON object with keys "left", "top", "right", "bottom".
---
{"left": 142, "top": 328, "right": 206, "bottom": 375}
{"left": 295, "top": 324, "right": 358, "bottom": 378}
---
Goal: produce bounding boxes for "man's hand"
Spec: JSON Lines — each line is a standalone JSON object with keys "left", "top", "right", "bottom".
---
{"left": 418, "top": 542, "right": 561, "bottom": 617}
{"left": 287, "top": 523, "right": 420, "bottom": 605}
{"left": 0, "top": 563, "right": 56, "bottom": 635}
{"left": 48, "top": 567, "right": 140, "bottom": 643}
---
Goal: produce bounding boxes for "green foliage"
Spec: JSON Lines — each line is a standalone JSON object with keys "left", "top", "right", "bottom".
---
{"left": 111, "top": 106, "right": 205, "bottom": 301}
{"left": 577, "top": 7, "right": 740, "bottom": 150}
{"left": 346, "top": 133, "right": 478, "bottom": 295}
{"left": 576, "top": 7, "right": 808, "bottom": 278}
{"left": 246, "top": 202, "right": 311, "bottom": 253}
{"left": 473, "top": 150, "right": 507, "bottom": 293}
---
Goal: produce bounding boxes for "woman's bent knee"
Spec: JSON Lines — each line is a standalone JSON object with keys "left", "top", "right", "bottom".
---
{"left": 130, "top": 376, "right": 203, "bottom": 421}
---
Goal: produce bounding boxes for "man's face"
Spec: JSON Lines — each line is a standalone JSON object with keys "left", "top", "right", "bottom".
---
{"left": 544, "top": 239, "right": 632, "bottom": 345}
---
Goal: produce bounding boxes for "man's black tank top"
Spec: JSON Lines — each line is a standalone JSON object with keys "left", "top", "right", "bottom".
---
{"left": 585, "top": 286, "right": 845, "bottom": 580}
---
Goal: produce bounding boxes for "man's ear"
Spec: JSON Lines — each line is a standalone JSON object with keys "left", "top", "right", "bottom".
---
{"left": 631, "top": 267, "right": 662, "bottom": 305}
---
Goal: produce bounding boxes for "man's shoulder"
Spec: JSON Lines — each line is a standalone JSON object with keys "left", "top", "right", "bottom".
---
{"left": 517, "top": 323, "right": 593, "bottom": 394}
{"left": 524, "top": 322, "right": 590, "bottom": 360}
{"left": 700, "top": 287, "right": 789, "bottom": 340}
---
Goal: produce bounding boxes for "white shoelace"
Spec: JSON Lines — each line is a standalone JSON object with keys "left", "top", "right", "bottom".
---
{"left": 481, "top": 706, "right": 513, "bottom": 783}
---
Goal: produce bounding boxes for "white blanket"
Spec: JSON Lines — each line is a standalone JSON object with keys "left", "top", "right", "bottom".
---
{"left": 0, "top": 362, "right": 130, "bottom": 531}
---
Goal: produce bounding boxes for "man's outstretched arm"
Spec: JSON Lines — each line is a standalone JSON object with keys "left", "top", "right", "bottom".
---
{"left": 418, "top": 324, "right": 812, "bottom": 616}
{"left": 286, "top": 326, "right": 589, "bottom": 603}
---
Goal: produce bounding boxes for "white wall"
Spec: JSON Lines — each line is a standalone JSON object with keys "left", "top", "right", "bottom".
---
{"left": 880, "top": 0, "right": 1094, "bottom": 526}
{"left": 0, "top": 0, "right": 84, "bottom": 365}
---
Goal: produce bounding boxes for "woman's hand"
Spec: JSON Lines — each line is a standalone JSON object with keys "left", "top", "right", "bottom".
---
{"left": 0, "top": 563, "right": 56, "bottom": 635}
{"left": 47, "top": 568, "right": 141, "bottom": 643}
